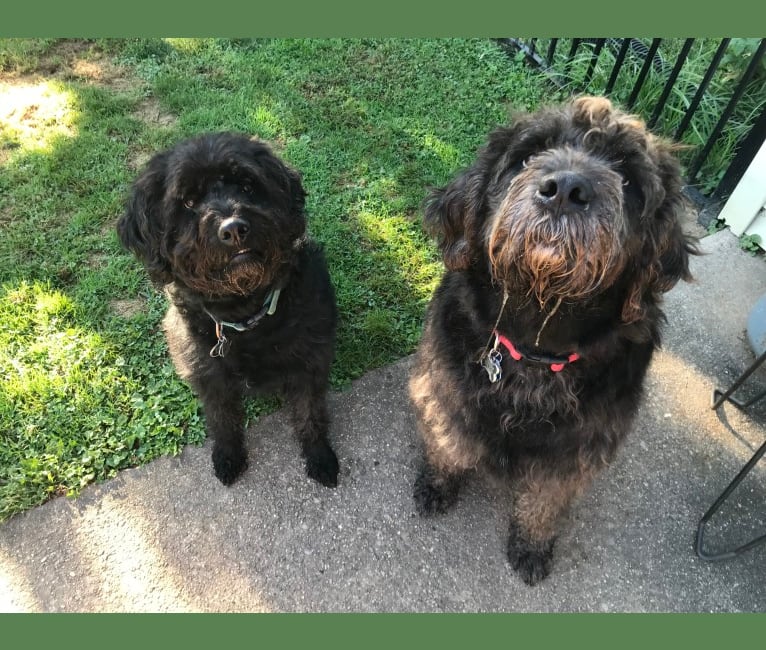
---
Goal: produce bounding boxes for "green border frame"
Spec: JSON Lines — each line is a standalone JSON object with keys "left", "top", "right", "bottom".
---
{"left": 1, "top": 0, "right": 765, "bottom": 37}
{"left": 4, "top": 612, "right": 766, "bottom": 646}
{"left": 2, "top": 0, "right": 765, "bottom": 641}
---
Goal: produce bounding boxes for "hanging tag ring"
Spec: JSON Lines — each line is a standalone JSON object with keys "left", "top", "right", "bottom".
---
{"left": 209, "top": 322, "right": 231, "bottom": 358}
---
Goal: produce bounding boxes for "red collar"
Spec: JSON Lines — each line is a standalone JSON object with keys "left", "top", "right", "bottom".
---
{"left": 493, "top": 331, "right": 580, "bottom": 372}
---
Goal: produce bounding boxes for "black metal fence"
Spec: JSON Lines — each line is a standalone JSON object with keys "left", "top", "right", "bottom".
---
{"left": 501, "top": 38, "right": 766, "bottom": 202}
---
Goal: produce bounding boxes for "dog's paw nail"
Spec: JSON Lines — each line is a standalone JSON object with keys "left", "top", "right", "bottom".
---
{"left": 212, "top": 448, "right": 248, "bottom": 485}
{"left": 305, "top": 446, "right": 339, "bottom": 488}
{"left": 507, "top": 536, "right": 554, "bottom": 586}
{"left": 413, "top": 472, "right": 459, "bottom": 516}
{"left": 509, "top": 551, "right": 551, "bottom": 586}
{"left": 307, "top": 465, "right": 339, "bottom": 488}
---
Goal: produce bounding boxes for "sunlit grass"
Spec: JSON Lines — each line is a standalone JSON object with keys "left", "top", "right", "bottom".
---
{"left": 162, "top": 38, "right": 218, "bottom": 54}
{"left": 355, "top": 209, "right": 442, "bottom": 301}
{"left": 247, "top": 104, "right": 286, "bottom": 141}
{"left": 0, "top": 282, "right": 203, "bottom": 520}
{"left": 0, "top": 81, "right": 78, "bottom": 158}
{"left": 415, "top": 132, "right": 462, "bottom": 170}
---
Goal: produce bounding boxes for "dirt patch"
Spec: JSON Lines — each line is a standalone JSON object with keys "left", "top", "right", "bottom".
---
{"left": 0, "top": 204, "right": 12, "bottom": 227}
{"left": 110, "top": 298, "right": 145, "bottom": 318}
{"left": 0, "top": 40, "right": 135, "bottom": 92}
{"left": 132, "top": 96, "right": 177, "bottom": 128}
{"left": 68, "top": 56, "right": 136, "bottom": 92}
{"left": 126, "top": 99, "right": 178, "bottom": 171}
{"left": 34, "top": 40, "right": 137, "bottom": 92}
{"left": 35, "top": 39, "right": 94, "bottom": 75}
{"left": 127, "top": 148, "right": 152, "bottom": 172}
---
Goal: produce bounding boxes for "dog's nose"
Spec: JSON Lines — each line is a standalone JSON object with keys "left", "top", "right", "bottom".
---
{"left": 217, "top": 217, "right": 250, "bottom": 246}
{"left": 536, "top": 171, "right": 594, "bottom": 210}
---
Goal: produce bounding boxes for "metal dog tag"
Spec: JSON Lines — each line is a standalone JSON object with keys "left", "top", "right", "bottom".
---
{"left": 209, "top": 330, "right": 231, "bottom": 358}
{"left": 480, "top": 348, "right": 503, "bottom": 383}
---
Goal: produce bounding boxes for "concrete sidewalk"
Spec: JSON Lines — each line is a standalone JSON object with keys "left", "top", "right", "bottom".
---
{"left": 1, "top": 229, "right": 765, "bottom": 612}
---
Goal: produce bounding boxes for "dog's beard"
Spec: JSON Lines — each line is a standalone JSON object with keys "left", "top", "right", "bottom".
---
{"left": 174, "top": 256, "right": 274, "bottom": 296}
{"left": 487, "top": 172, "right": 627, "bottom": 307}
{"left": 221, "top": 258, "right": 274, "bottom": 296}
{"left": 169, "top": 235, "right": 283, "bottom": 297}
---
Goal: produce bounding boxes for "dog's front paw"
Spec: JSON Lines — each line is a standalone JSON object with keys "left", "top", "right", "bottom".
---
{"left": 304, "top": 441, "right": 339, "bottom": 488}
{"left": 507, "top": 523, "right": 555, "bottom": 586}
{"left": 212, "top": 445, "right": 248, "bottom": 486}
{"left": 413, "top": 465, "right": 460, "bottom": 516}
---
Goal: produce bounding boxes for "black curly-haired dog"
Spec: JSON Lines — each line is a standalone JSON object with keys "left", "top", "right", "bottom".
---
{"left": 409, "top": 96, "right": 697, "bottom": 585}
{"left": 118, "top": 132, "right": 339, "bottom": 488}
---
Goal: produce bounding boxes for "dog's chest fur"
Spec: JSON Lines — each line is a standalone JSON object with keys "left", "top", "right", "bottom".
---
{"left": 162, "top": 243, "right": 336, "bottom": 396}
{"left": 414, "top": 269, "right": 655, "bottom": 468}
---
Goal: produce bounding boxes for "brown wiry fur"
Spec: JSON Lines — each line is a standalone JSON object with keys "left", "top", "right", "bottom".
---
{"left": 488, "top": 146, "right": 628, "bottom": 307}
{"left": 410, "top": 96, "right": 697, "bottom": 585}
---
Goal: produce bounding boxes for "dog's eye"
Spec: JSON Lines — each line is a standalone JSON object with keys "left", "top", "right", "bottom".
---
{"left": 183, "top": 198, "right": 195, "bottom": 209}
{"left": 622, "top": 178, "right": 630, "bottom": 187}
{"left": 242, "top": 184, "right": 252, "bottom": 194}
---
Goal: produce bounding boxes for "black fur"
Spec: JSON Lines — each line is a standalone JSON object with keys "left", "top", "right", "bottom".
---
{"left": 409, "top": 97, "right": 697, "bottom": 584}
{"left": 118, "top": 132, "right": 339, "bottom": 487}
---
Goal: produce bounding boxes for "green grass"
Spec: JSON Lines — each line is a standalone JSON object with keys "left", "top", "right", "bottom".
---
{"left": 0, "top": 38, "right": 57, "bottom": 72}
{"left": 0, "top": 37, "right": 547, "bottom": 520}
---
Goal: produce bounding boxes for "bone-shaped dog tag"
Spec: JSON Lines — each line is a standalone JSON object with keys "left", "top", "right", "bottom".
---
{"left": 480, "top": 348, "right": 503, "bottom": 383}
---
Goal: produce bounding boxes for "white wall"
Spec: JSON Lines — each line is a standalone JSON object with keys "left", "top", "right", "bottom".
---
{"left": 717, "top": 138, "right": 766, "bottom": 248}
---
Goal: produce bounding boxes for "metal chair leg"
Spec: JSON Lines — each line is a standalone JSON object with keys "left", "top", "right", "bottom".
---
{"left": 695, "top": 350, "right": 766, "bottom": 561}
{"left": 695, "top": 438, "right": 766, "bottom": 560}
{"left": 711, "top": 348, "right": 766, "bottom": 409}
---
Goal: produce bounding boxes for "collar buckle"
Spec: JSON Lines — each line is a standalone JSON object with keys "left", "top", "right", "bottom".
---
{"left": 205, "top": 288, "right": 282, "bottom": 358}
{"left": 493, "top": 330, "right": 579, "bottom": 373}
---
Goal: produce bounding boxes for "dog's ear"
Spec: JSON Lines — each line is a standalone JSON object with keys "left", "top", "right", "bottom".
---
{"left": 423, "top": 164, "right": 489, "bottom": 270}
{"left": 117, "top": 152, "right": 173, "bottom": 286}
{"left": 622, "top": 141, "right": 697, "bottom": 324}
{"left": 285, "top": 165, "right": 307, "bottom": 215}
{"left": 246, "top": 137, "right": 307, "bottom": 217}
{"left": 424, "top": 119, "right": 534, "bottom": 270}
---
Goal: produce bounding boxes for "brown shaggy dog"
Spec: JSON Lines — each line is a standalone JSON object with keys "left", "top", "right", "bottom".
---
{"left": 410, "top": 96, "right": 697, "bottom": 585}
